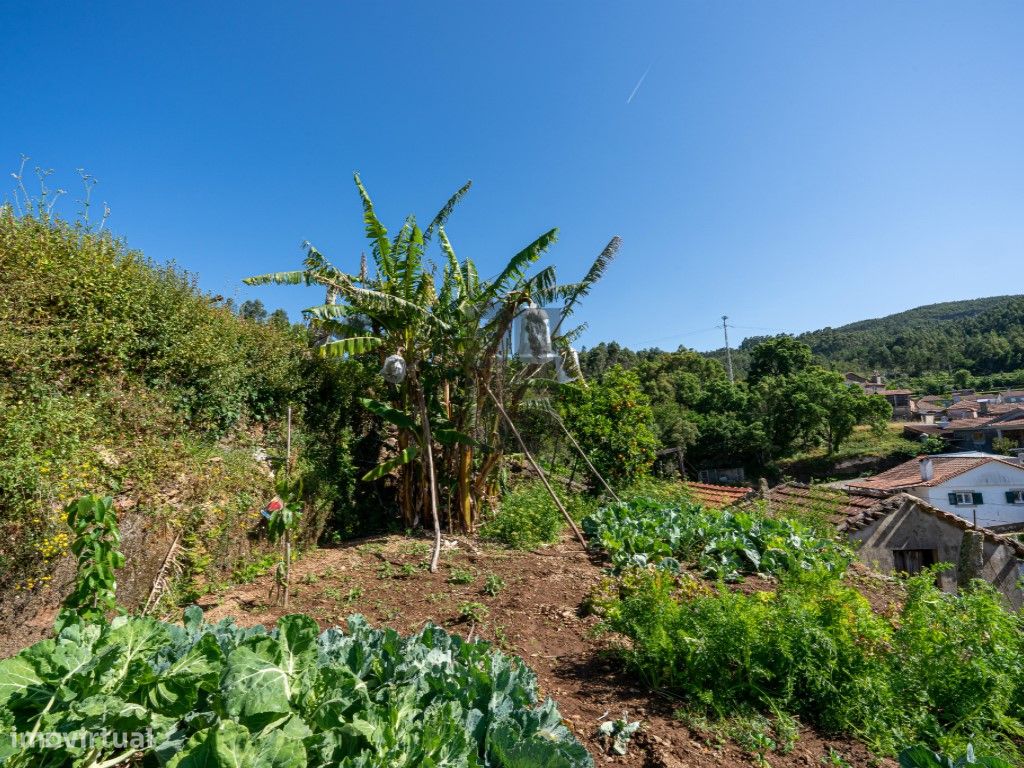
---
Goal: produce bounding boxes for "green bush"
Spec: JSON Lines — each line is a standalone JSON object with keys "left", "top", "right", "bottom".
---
{"left": 480, "top": 483, "right": 567, "bottom": 549}
{"left": 890, "top": 573, "right": 1024, "bottom": 759}
{"left": 605, "top": 570, "right": 893, "bottom": 739}
{"left": 0, "top": 212, "right": 301, "bottom": 432}
{"left": 480, "top": 482, "right": 598, "bottom": 550}
{"left": 601, "top": 566, "right": 1024, "bottom": 761}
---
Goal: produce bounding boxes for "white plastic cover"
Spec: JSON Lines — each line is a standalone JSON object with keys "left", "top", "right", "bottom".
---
{"left": 381, "top": 354, "right": 407, "bottom": 384}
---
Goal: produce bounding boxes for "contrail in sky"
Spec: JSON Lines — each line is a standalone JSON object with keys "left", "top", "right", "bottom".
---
{"left": 626, "top": 64, "right": 651, "bottom": 104}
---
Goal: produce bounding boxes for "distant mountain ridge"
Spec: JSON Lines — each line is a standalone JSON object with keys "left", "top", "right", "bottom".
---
{"left": 703, "top": 295, "right": 1024, "bottom": 378}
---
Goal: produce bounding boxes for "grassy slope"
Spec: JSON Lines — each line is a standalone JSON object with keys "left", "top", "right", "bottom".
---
{"left": 0, "top": 211, "right": 304, "bottom": 605}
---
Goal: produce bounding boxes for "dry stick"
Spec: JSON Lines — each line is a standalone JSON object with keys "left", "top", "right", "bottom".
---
{"left": 546, "top": 407, "right": 621, "bottom": 504}
{"left": 485, "top": 385, "right": 587, "bottom": 549}
{"left": 416, "top": 380, "right": 443, "bottom": 573}
{"left": 142, "top": 531, "right": 182, "bottom": 616}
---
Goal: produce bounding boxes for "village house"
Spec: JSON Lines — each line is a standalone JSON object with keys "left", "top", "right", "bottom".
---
{"left": 905, "top": 403, "right": 1024, "bottom": 452}
{"left": 843, "top": 373, "right": 913, "bottom": 418}
{"left": 845, "top": 452, "right": 1024, "bottom": 530}
{"left": 760, "top": 482, "right": 1024, "bottom": 608}
{"left": 838, "top": 492, "right": 1024, "bottom": 610}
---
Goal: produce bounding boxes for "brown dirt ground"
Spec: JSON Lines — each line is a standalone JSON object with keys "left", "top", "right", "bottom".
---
{"left": 192, "top": 532, "right": 896, "bottom": 768}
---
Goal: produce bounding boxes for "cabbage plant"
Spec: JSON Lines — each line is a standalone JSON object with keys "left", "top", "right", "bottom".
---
{"left": 0, "top": 611, "right": 592, "bottom": 768}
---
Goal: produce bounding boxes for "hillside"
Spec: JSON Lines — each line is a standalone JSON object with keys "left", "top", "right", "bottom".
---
{"left": 701, "top": 295, "right": 1024, "bottom": 378}
{"left": 0, "top": 210, "right": 364, "bottom": 634}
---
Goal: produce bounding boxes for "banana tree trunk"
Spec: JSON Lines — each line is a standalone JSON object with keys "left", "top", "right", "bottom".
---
{"left": 457, "top": 445, "right": 473, "bottom": 532}
{"left": 397, "top": 431, "right": 415, "bottom": 527}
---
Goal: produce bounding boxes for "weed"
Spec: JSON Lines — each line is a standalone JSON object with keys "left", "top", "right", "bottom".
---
{"left": 232, "top": 554, "right": 278, "bottom": 584}
{"left": 458, "top": 601, "right": 489, "bottom": 623}
{"left": 483, "top": 573, "right": 505, "bottom": 596}
{"left": 448, "top": 567, "right": 475, "bottom": 585}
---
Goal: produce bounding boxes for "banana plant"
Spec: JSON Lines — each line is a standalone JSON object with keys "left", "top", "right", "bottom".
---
{"left": 246, "top": 174, "right": 619, "bottom": 562}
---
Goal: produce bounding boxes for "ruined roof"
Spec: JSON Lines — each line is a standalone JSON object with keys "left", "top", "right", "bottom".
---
{"left": 838, "top": 492, "right": 1024, "bottom": 558}
{"left": 846, "top": 454, "right": 1024, "bottom": 492}
{"left": 762, "top": 482, "right": 879, "bottom": 526}
{"left": 686, "top": 482, "right": 754, "bottom": 509}
{"left": 946, "top": 401, "right": 1019, "bottom": 416}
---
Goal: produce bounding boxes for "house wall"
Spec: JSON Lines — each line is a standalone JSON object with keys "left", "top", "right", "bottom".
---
{"left": 849, "top": 503, "right": 1024, "bottom": 609}
{"left": 906, "top": 462, "right": 1024, "bottom": 528}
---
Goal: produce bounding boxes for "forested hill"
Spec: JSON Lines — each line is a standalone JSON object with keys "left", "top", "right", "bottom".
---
{"left": 696, "top": 295, "right": 1024, "bottom": 379}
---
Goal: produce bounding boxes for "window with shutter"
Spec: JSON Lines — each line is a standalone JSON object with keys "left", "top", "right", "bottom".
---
{"left": 950, "top": 491, "right": 978, "bottom": 506}
{"left": 1008, "top": 490, "right": 1024, "bottom": 504}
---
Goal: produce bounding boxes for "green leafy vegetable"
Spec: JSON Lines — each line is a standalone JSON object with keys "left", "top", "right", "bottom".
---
{"left": 0, "top": 611, "right": 592, "bottom": 768}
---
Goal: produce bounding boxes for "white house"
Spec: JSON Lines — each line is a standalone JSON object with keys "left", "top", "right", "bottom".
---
{"left": 846, "top": 452, "right": 1024, "bottom": 530}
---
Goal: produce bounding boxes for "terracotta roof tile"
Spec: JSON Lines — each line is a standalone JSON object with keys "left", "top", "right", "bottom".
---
{"left": 846, "top": 455, "right": 1024, "bottom": 492}
{"left": 686, "top": 482, "right": 753, "bottom": 508}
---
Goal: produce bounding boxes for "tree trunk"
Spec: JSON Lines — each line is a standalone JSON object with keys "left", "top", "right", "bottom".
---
{"left": 414, "top": 378, "right": 443, "bottom": 573}
{"left": 458, "top": 445, "right": 473, "bottom": 532}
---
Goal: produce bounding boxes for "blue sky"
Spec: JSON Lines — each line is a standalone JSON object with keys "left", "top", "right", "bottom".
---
{"left": 4, "top": 2, "right": 1023, "bottom": 351}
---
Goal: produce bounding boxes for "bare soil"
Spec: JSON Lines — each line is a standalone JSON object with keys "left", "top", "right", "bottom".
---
{"left": 192, "top": 532, "right": 895, "bottom": 768}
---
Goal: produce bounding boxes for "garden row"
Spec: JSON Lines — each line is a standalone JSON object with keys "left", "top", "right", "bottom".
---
{"left": 0, "top": 609, "right": 591, "bottom": 768}
{"left": 582, "top": 498, "right": 1024, "bottom": 765}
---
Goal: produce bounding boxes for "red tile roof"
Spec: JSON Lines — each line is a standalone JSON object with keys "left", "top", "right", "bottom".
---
{"left": 846, "top": 455, "right": 1024, "bottom": 492}
{"left": 686, "top": 482, "right": 753, "bottom": 508}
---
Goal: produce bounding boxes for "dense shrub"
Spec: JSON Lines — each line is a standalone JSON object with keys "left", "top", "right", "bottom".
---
{"left": 0, "top": 211, "right": 301, "bottom": 431}
{"left": 0, "top": 212, "right": 306, "bottom": 585}
{"left": 890, "top": 573, "right": 1024, "bottom": 759}
{"left": 480, "top": 482, "right": 596, "bottom": 549}
{"left": 600, "top": 566, "right": 1024, "bottom": 760}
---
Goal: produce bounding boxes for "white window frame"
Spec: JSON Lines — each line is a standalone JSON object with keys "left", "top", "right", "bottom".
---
{"left": 954, "top": 491, "right": 977, "bottom": 506}
{"left": 1011, "top": 490, "right": 1024, "bottom": 504}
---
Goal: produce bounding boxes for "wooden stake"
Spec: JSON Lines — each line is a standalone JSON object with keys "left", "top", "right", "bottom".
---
{"left": 486, "top": 385, "right": 587, "bottom": 549}
{"left": 415, "top": 377, "right": 443, "bottom": 572}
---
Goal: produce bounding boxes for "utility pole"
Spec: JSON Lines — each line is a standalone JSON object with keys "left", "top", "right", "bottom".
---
{"left": 722, "top": 315, "right": 734, "bottom": 383}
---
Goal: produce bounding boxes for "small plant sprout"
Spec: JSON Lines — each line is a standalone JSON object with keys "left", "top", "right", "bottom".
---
{"left": 597, "top": 717, "right": 641, "bottom": 756}
{"left": 458, "top": 601, "right": 489, "bottom": 624}
{"left": 483, "top": 573, "right": 505, "bottom": 596}
{"left": 448, "top": 567, "right": 475, "bottom": 585}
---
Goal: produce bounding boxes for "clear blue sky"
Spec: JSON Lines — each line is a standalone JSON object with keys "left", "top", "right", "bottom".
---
{"left": 4, "top": 2, "right": 1023, "bottom": 351}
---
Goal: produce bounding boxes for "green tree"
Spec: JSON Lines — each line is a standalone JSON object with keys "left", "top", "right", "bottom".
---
{"left": 559, "top": 366, "right": 658, "bottom": 490}
{"left": 240, "top": 299, "right": 268, "bottom": 322}
{"left": 747, "top": 336, "right": 814, "bottom": 384}
{"left": 952, "top": 368, "right": 973, "bottom": 390}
